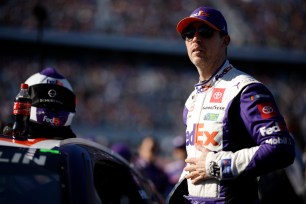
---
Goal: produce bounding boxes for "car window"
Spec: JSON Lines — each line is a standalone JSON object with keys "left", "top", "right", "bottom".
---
{"left": 0, "top": 146, "right": 64, "bottom": 204}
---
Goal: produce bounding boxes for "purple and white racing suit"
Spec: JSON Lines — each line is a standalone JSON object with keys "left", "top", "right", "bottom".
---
{"left": 180, "top": 60, "right": 295, "bottom": 203}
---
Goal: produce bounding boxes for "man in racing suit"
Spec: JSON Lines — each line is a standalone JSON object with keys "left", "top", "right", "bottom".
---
{"left": 167, "top": 6, "right": 295, "bottom": 204}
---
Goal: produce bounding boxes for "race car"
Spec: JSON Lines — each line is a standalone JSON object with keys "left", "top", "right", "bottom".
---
{"left": 0, "top": 135, "right": 164, "bottom": 204}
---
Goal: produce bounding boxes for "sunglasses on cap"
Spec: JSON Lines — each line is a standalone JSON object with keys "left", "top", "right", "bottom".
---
{"left": 181, "top": 26, "right": 214, "bottom": 41}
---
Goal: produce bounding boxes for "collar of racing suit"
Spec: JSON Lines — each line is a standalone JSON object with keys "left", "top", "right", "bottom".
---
{"left": 195, "top": 60, "right": 233, "bottom": 93}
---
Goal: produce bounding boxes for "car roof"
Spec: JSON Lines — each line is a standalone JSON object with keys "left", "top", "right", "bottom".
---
{"left": 0, "top": 136, "right": 61, "bottom": 148}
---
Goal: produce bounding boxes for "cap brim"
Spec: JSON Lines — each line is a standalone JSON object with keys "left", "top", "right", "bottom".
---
{"left": 176, "top": 17, "right": 221, "bottom": 34}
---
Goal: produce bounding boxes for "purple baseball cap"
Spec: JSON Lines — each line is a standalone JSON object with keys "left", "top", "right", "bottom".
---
{"left": 176, "top": 6, "right": 228, "bottom": 35}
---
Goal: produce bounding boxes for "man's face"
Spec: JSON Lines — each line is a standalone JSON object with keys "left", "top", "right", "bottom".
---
{"left": 183, "top": 22, "right": 227, "bottom": 67}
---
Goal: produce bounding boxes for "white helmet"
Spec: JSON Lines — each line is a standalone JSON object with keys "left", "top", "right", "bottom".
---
{"left": 25, "top": 67, "right": 76, "bottom": 127}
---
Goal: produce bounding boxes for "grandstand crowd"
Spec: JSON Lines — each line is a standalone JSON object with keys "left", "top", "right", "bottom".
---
{"left": 0, "top": 52, "right": 305, "bottom": 150}
{"left": 0, "top": 0, "right": 305, "bottom": 145}
{"left": 0, "top": 0, "right": 305, "bottom": 50}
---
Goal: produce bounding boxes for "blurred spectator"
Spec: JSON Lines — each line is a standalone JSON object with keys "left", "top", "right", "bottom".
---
{"left": 164, "top": 136, "right": 187, "bottom": 189}
{"left": 133, "top": 136, "right": 170, "bottom": 199}
{"left": 285, "top": 114, "right": 305, "bottom": 155}
{"left": 111, "top": 143, "right": 133, "bottom": 163}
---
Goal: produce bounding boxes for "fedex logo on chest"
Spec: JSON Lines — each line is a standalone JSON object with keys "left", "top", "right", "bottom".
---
{"left": 186, "top": 123, "right": 221, "bottom": 148}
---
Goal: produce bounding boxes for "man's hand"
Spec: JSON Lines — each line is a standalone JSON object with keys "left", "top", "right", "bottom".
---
{"left": 184, "top": 145, "right": 210, "bottom": 184}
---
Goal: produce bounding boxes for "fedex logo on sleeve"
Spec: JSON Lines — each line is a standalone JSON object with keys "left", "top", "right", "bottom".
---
{"left": 259, "top": 122, "right": 287, "bottom": 136}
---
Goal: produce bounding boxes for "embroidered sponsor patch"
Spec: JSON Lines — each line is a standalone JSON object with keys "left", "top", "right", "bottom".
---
{"left": 259, "top": 122, "right": 287, "bottom": 137}
{"left": 221, "top": 159, "right": 233, "bottom": 178}
{"left": 210, "top": 88, "right": 225, "bottom": 103}
{"left": 250, "top": 94, "right": 271, "bottom": 101}
{"left": 257, "top": 102, "right": 278, "bottom": 119}
{"left": 203, "top": 113, "right": 219, "bottom": 121}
